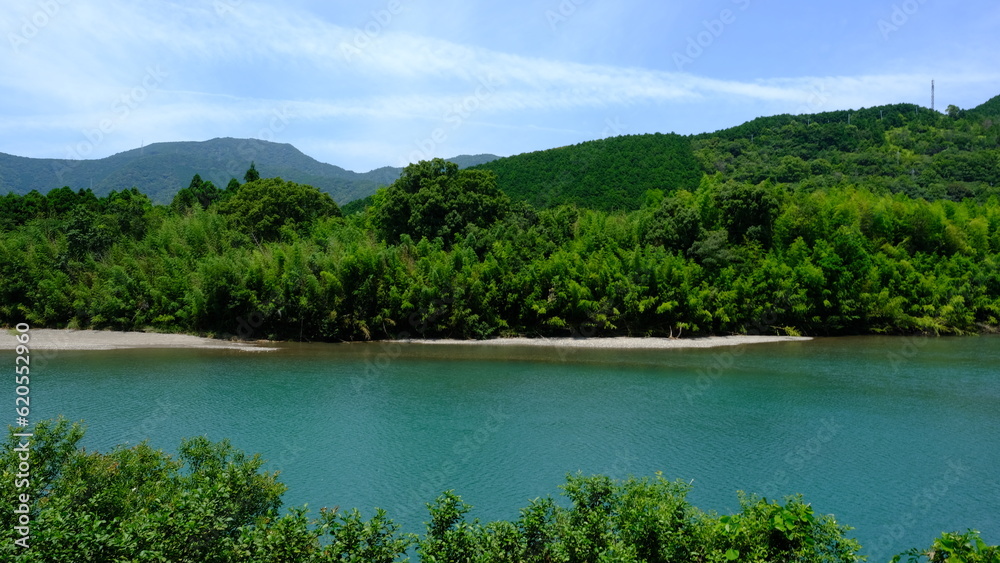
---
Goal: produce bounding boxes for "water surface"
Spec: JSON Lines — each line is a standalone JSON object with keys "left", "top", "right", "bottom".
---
{"left": 18, "top": 336, "right": 1000, "bottom": 559}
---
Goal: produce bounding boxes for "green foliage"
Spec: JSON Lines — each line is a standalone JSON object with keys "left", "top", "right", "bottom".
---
{"left": 0, "top": 419, "right": 413, "bottom": 563}
{"left": 473, "top": 133, "right": 702, "bottom": 211}
{"left": 3, "top": 174, "right": 1000, "bottom": 338}
{"left": 172, "top": 174, "right": 224, "bottom": 212}
{"left": 371, "top": 158, "right": 511, "bottom": 247}
{"left": 892, "top": 529, "right": 1000, "bottom": 563}
{"left": 220, "top": 177, "right": 341, "bottom": 242}
{"left": 414, "top": 471, "right": 863, "bottom": 563}
{"left": 3, "top": 422, "right": 995, "bottom": 562}
{"left": 643, "top": 190, "right": 703, "bottom": 253}
{"left": 691, "top": 99, "right": 1000, "bottom": 204}
{"left": 244, "top": 161, "right": 261, "bottom": 183}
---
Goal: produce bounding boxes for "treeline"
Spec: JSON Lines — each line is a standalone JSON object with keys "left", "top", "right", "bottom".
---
{"left": 4, "top": 419, "right": 998, "bottom": 562}
{"left": 1, "top": 158, "right": 998, "bottom": 339}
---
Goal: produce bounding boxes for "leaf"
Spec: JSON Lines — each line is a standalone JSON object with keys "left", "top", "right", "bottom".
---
{"left": 725, "top": 548, "right": 740, "bottom": 560}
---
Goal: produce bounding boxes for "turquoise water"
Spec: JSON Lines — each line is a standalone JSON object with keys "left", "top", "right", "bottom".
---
{"left": 17, "top": 336, "right": 1000, "bottom": 560}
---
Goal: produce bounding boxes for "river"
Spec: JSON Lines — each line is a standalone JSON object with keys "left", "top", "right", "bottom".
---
{"left": 24, "top": 335, "right": 1000, "bottom": 559}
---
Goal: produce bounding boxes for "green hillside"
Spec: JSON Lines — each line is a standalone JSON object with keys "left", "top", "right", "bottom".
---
{"left": 466, "top": 97, "right": 998, "bottom": 212}
{"left": 691, "top": 100, "right": 1000, "bottom": 202}
{"left": 472, "top": 133, "right": 702, "bottom": 211}
{"left": 967, "top": 93, "right": 1000, "bottom": 119}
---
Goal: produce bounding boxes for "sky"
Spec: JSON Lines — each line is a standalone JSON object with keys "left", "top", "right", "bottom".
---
{"left": 2, "top": 0, "right": 999, "bottom": 173}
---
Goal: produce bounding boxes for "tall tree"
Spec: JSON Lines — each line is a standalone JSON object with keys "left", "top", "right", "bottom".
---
{"left": 244, "top": 162, "right": 260, "bottom": 183}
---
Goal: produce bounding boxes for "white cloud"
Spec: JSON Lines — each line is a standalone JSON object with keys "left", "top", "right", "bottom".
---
{"left": 2, "top": 0, "right": 997, "bottom": 169}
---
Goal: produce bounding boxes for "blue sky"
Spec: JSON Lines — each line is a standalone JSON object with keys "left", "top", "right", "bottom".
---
{"left": 2, "top": 0, "right": 998, "bottom": 172}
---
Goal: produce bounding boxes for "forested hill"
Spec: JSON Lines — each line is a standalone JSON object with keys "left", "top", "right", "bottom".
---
{"left": 470, "top": 133, "right": 703, "bottom": 211}
{"left": 461, "top": 95, "right": 999, "bottom": 211}
{"left": 690, "top": 95, "right": 1000, "bottom": 203}
{"left": 0, "top": 138, "right": 498, "bottom": 204}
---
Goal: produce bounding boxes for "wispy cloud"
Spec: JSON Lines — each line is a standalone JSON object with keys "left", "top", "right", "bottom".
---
{"left": 2, "top": 0, "right": 997, "bottom": 170}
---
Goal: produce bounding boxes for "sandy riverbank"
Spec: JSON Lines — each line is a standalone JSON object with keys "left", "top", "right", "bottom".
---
{"left": 403, "top": 335, "right": 811, "bottom": 349}
{"left": 0, "top": 329, "right": 278, "bottom": 352}
{"left": 2, "top": 329, "right": 810, "bottom": 352}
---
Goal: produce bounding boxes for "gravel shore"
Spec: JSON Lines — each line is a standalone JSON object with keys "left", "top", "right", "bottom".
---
{"left": 2, "top": 329, "right": 809, "bottom": 352}
{"left": 1, "top": 329, "right": 277, "bottom": 351}
{"left": 405, "top": 335, "right": 811, "bottom": 349}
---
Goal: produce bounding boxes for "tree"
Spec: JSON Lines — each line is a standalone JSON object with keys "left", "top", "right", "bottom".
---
{"left": 644, "top": 190, "right": 703, "bottom": 253}
{"left": 244, "top": 161, "right": 260, "bottom": 183}
{"left": 371, "top": 158, "right": 511, "bottom": 246}
{"left": 716, "top": 180, "right": 781, "bottom": 246}
{"left": 220, "top": 177, "right": 341, "bottom": 242}
{"left": 103, "top": 188, "right": 154, "bottom": 239}
{"left": 172, "top": 174, "right": 222, "bottom": 212}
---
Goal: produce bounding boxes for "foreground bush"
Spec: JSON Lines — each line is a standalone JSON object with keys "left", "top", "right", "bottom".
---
{"left": 1, "top": 420, "right": 994, "bottom": 562}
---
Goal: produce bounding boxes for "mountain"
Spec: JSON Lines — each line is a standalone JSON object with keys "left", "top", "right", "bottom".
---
{"left": 3, "top": 93, "right": 997, "bottom": 211}
{"left": 467, "top": 96, "right": 999, "bottom": 211}
{"left": 0, "top": 138, "right": 499, "bottom": 204}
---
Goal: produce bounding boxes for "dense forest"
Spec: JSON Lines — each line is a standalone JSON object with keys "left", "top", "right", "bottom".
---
{"left": 458, "top": 96, "right": 1000, "bottom": 212}
{"left": 3, "top": 419, "right": 997, "bottom": 562}
{"left": 1, "top": 97, "right": 1000, "bottom": 339}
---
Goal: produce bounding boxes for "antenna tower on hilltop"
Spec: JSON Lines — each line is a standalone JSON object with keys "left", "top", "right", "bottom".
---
{"left": 931, "top": 80, "right": 935, "bottom": 112}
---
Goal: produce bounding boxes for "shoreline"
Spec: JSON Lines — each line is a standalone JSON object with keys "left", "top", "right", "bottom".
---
{"left": 1, "top": 329, "right": 279, "bottom": 352}
{"left": 2, "top": 329, "right": 811, "bottom": 352}
{"left": 404, "top": 335, "right": 812, "bottom": 349}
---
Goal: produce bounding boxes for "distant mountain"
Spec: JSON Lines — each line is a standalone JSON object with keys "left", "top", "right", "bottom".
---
{"left": 0, "top": 138, "right": 499, "bottom": 204}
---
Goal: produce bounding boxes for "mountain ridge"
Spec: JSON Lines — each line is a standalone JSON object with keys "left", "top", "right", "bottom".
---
{"left": 0, "top": 137, "right": 499, "bottom": 204}
{"left": 2, "top": 93, "right": 997, "bottom": 207}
